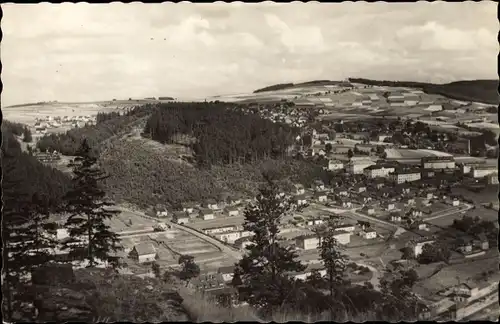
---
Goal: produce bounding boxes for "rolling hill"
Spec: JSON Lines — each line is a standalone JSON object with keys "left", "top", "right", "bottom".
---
{"left": 253, "top": 80, "right": 351, "bottom": 93}
{"left": 348, "top": 78, "right": 499, "bottom": 105}
{"left": 252, "top": 78, "right": 498, "bottom": 105}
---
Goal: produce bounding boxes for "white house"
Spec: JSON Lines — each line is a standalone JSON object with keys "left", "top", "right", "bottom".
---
{"left": 296, "top": 235, "right": 320, "bottom": 250}
{"left": 296, "top": 195, "right": 308, "bottom": 206}
{"left": 326, "top": 160, "right": 344, "bottom": 171}
{"left": 294, "top": 184, "right": 306, "bottom": 195}
{"left": 313, "top": 180, "right": 326, "bottom": 191}
{"left": 361, "top": 206, "right": 375, "bottom": 215}
{"left": 199, "top": 209, "right": 215, "bottom": 220}
{"left": 181, "top": 203, "right": 196, "bottom": 214}
{"left": 363, "top": 165, "right": 396, "bottom": 179}
{"left": 409, "top": 239, "right": 435, "bottom": 257}
{"left": 384, "top": 203, "right": 395, "bottom": 211}
{"left": 471, "top": 166, "right": 497, "bottom": 178}
{"left": 173, "top": 212, "right": 190, "bottom": 225}
{"left": 297, "top": 231, "right": 351, "bottom": 250}
{"left": 215, "top": 231, "right": 241, "bottom": 244}
{"left": 346, "top": 158, "right": 376, "bottom": 175}
{"left": 203, "top": 200, "right": 220, "bottom": 210}
{"left": 226, "top": 207, "right": 240, "bottom": 217}
{"left": 129, "top": 244, "right": 158, "bottom": 264}
{"left": 341, "top": 201, "right": 352, "bottom": 208}
{"left": 390, "top": 170, "right": 422, "bottom": 184}
{"left": 391, "top": 214, "right": 402, "bottom": 222}
{"left": 218, "top": 266, "right": 235, "bottom": 282}
{"left": 421, "top": 157, "right": 455, "bottom": 170}
{"left": 333, "top": 224, "right": 356, "bottom": 233}
{"left": 315, "top": 192, "right": 328, "bottom": 203}
{"left": 306, "top": 219, "right": 324, "bottom": 226}
{"left": 203, "top": 225, "right": 238, "bottom": 235}
{"left": 362, "top": 230, "right": 377, "bottom": 240}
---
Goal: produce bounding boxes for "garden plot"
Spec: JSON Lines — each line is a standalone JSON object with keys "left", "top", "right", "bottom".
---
{"left": 164, "top": 234, "right": 220, "bottom": 256}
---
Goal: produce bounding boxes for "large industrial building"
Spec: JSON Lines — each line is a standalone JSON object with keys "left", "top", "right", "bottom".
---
{"left": 421, "top": 156, "right": 456, "bottom": 170}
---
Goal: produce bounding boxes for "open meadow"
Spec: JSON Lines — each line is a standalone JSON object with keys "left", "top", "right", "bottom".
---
{"left": 2, "top": 102, "right": 124, "bottom": 125}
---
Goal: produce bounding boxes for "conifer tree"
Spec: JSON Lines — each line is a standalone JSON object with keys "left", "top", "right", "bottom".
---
{"left": 62, "top": 139, "right": 122, "bottom": 267}
{"left": 178, "top": 255, "right": 200, "bottom": 286}
{"left": 23, "top": 127, "right": 33, "bottom": 143}
{"left": 235, "top": 178, "right": 306, "bottom": 313}
{"left": 2, "top": 149, "right": 31, "bottom": 321}
{"left": 315, "top": 219, "right": 350, "bottom": 297}
{"left": 2, "top": 149, "right": 58, "bottom": 321}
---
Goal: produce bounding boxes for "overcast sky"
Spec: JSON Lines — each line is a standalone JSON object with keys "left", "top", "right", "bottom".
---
{"left": 2, "top": 2, "right": 497, "bottom": 107}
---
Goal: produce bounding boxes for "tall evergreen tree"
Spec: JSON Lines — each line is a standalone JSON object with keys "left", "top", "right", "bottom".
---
{"left": 23, "top": 127, "right": 33, "bottom": 143}
{"left": 2, "top": 148, "right": 32, "bottom": 321}
{"left": 314, "top": 219, "right": 350, "bottom": 297}
{"left": 62, "top": 139, "right": 122, "bottom": 267}
{"left": 235, "top": 178, "right": 306, "bottom": 313}
{"left": 1, "top": 147, "right": 59, "bottom": 321}
{"left": 178, "top": 255, "right": 200, "bottom": 286}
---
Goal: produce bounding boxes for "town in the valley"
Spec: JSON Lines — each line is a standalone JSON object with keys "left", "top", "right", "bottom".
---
{"left": 4, "top": 80, "right": 499, "bottom": 321}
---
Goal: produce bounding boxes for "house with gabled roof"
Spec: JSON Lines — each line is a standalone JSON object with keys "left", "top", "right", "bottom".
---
{"left": 129, "top": 243, "right": 158, "bottom": 264}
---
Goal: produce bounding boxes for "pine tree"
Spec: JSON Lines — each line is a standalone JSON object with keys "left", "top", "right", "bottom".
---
{"left": 2, "top": 149, "right": 32, "bottom": 321}
{"left": 151, "top": 262, "right": 161, "bottom": 279}
{"left": 178, "top": 255, "right": 200, "bottom": 286}
{"left": 23, "top": 127, "right": 33, "bottom": 143}
{"left": 314, "top": 219, "right": 350, "bottom": 297}
{"left": 62, "top": 139, "right": 122, "bottom": 267}
{"left": 235, "top": 178, "right": 306, "bottom": 313}
{"left": 1, "top": 149, "right": 58, "bottom": 321}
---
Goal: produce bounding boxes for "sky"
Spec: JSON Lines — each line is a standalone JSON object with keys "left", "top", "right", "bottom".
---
{"left": 1, "top": 1, "right": 498, "bottom": 107}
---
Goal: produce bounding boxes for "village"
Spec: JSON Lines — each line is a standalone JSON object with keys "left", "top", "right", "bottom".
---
{"left": 16, "top": 81, "right": 499, "bottom": 321}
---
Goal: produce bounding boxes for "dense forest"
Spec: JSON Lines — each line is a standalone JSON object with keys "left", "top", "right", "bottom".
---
{"left": 99, "top": 137, "right": 329, "bottom": 209}
{"left": 2, "top": 123, "right": 72, "bottom": 209}
{"left": 144, "top": 102, "right": 299, "bottom": 167}
{"left": 253, "top": 83, "right": 295, "bottom": 93}
{"left": 36, "top": 105, "right": 153, "bottom": 155}
{"left": 349, "top": 78, "right": 499, "bottom": 105}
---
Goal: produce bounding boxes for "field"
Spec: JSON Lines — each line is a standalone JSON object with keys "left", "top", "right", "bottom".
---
{"left": 106, "top": 207, "right": 160, "bottom": 233}
{"left": 2, "top": 102, "right": 134, "bottom": 125}
{"left": 188, "top": 215, "right": 246, "bottom": 231}
{"left": 118, "top": 227, "right": 229, "bottom": 272}
{"left": 414, "top": 256, "right": 499, "bottom": 296}
{"left": 451, "top": 186, "right": 498, "bottom": 205}
{"left": 384, "top": 148, "right": 452, "bottom": 159}
{"left": 426, "top": 212, "right": 468, "bottom": 228}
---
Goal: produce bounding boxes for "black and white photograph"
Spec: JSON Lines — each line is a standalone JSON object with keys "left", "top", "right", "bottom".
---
{"left": 1, "top": 2, "right": 498, "bottom": 322}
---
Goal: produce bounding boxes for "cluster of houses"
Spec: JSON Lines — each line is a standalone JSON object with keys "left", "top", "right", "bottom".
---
{"left": 33, "top": 115, "right": 97, "bottom": 133}
{"left": 405, "top": 229, "right": 490, "bottom": 260}
{"left": 157, "top": 198, "right": 243, "bottom": 225}
{"left": 33, "top": 150, "right": 61, "bottom": 163}
{"left": 244, "top": 102, "right": 313, "bottom": 128}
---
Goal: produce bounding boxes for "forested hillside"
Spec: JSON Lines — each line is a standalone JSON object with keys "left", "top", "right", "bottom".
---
{"left": 36, "top": 105, "right": 153, "bottom": 155}
{"left": 349, "top": 78, "right": 499, "bottom": 104}
{"left": 2, "top": 122, "right": 72, "bottom": 209}
{"left": 144, "top": 102, "right": 299, "bottom": 167}
{"left": 100, "top": 136, "right": 329, "bottom": 209}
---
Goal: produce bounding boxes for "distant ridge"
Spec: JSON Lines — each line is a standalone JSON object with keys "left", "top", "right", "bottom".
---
{"left": 349, "top": 78, "right": 499, "bottom": 105}
{"left": 253, "top": 80, "right": 348, "bottom": 93}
